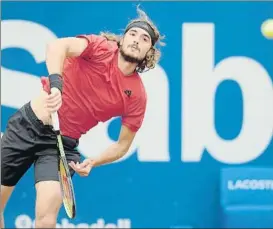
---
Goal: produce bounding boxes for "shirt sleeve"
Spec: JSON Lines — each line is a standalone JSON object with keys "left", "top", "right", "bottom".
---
{"left": 76, "top": 34, "right": 106, "bottom": 60}
{"left": 122, "top": 93, "right": 147, "bottom": 133}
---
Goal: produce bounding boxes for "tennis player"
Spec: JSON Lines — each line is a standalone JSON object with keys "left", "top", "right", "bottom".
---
{"left": 1, "top": 7, "right": 164, "bottom": 228}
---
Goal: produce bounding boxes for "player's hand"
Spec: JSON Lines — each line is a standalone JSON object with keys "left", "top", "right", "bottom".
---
{"left": 69, "top": 158, "right": 95, "bottom": 177}
{"left": 45, "top": 87, "right": 62, "bottom": 113}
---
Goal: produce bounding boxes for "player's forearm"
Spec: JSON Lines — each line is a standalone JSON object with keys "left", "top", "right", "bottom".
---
{"left": 46, "top": 40, "right": 69, "bottom": 75}
{"left": 93, "top": 143, "right": 128, "bottom": 167}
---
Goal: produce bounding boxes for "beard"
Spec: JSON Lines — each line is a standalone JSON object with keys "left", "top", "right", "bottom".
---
{"left": 120, "top": 46, "right": 144, "bottom": 64}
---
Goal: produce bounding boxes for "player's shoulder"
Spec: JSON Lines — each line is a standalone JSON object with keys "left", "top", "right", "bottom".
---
{"left": 76, "top": 33, "right": 119, "bottom": 63}
{"left": 79, "top": 33, "right": 118, "bottom": 50}
{"left": 132, "top": 74, "right": 147, "bottom": 102}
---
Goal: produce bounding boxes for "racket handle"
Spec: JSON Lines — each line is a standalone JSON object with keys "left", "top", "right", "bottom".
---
{"left": 51, "top": 111, "right": 60, "bottom": 131}
{"left": 42, "top": 77, "right": 61, "bottom": 131}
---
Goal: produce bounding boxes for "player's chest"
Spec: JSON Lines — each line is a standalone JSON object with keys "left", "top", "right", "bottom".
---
{"left": 103, "top": 76, "right": 134, "bottom": 115}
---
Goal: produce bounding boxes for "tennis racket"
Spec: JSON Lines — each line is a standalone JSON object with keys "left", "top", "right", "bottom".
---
{"left": 41, "top": 77, "right": 76, "bottom": 219}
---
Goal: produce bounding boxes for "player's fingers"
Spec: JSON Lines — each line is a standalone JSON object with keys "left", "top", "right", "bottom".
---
{"left": 69, "top": 161, "right": 76, "bottom": 168}
{"left": 47, "top": 94, "right": 61, "bottom": 108}
{"left": 46, "top": 99, "right": 62, "bottom": 113}
{"left": 74, "top": 167, "right": 84, "bottom": 175}
{"left": 46, "top": 98, "right": 61, "bottom": 110}
{"left": 56, "top": 102, "right": 62, "bottom": 111}
{"left": 47, "top": 94, "right": 62, "bottom": 105}
{"left": 81, "top": 167, "right": 92, "bottom": 176}
{"left": 43, "top": 95, "right": 50, "bottom": 108}
{"left": 69, "top": 161, "right": 80, "bottom": 172}
{"left": 47, "top": 102, "right": 62, "bottom": 112}
{"left": 74, "top": 170, "right": 86, "bottom": 176}
{"left": 47, "top": 99, "right": 62, "bottom": 109}
{"left": 77, "top": 167, "right": 90, "bottom": 175}
{"left": 48, "top": 92, "right": 60, "bottom": 100}
{"left": 69, "top": 163, "right": 76, "bottom": 171}
{"left": 76, "top": 167, "right": 86, "bottom": 173}
{"left": 47, "top": 106, "right": 61, "bottom": 114}
{"left": 77, "top": 160, "right": 90, "bottom": 169}
{"left": 69, "top": 161, "right": 90, "bottom": 176}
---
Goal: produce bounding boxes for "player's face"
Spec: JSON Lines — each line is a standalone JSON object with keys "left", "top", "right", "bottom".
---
{"left": 120, "top": 27, "right": 152, "bottom": 64}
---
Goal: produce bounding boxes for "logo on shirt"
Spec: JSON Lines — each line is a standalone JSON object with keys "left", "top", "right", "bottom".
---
{"left": 124, "top": 90, "right": 132, "bottom": 98}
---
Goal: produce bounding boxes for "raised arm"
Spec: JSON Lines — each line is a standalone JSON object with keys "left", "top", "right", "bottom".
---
{"left": 46, "top": 37, "right": 88, "bottom": 75}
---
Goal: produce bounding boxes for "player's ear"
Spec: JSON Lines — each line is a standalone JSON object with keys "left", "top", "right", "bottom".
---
{"left": 146, "top": 47, "right": 155, "bottom": 56}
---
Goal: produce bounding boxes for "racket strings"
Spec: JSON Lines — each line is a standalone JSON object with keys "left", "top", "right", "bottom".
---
{"left": 60, "top": 161, "right": 74, "bottom": 217}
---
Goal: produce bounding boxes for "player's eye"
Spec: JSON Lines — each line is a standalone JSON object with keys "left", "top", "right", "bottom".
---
{"left": 143, "top": 36, "right": 150, "bottom": 43}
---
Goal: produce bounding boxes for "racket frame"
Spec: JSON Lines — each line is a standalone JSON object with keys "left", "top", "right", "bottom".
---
{"left": 52, "top": 112, "right": 77, "bottom": 219}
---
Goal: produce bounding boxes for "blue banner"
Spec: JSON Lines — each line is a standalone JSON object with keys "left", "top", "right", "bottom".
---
{"left": 220, "top": 167, "right": 273, "bottom": 228}
{"left": 1, "top": 1, "right": 273, "bottom": 228}
{"left": 221, "top": 167, "right": 273, "bottom": 206}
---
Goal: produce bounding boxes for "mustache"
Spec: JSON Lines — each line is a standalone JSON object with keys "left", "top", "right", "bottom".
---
{"left": 128, "top": 44, "right": 140, "bottom": 52}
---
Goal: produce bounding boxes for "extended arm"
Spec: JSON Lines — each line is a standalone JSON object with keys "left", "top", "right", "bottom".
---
{"left": 93, "top": 125, "right": 136, "bottom": 167}
{"left": 68, "top": 125, "right": 136, "bottom": 176}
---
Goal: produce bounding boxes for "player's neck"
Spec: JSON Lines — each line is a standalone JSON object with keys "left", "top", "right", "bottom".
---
{"left": 117, "top": 52, "right": 138, "bottom": 76}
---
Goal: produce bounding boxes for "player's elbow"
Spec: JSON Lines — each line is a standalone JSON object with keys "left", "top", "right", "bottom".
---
{"left": 46, "top": 38, "right": 69, "bottom": 56}
{"left": 118, "top": 141, "right": 131, "bottom": 156}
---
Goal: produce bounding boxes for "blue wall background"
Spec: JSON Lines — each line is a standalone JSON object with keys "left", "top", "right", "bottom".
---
{"left": 1, "top": 1, "right": 273, "bottom": 228}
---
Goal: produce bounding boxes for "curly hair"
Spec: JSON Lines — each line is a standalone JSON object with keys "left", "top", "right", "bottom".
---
{"left": 100, "top": 6, "right": 165, "bottom": 73}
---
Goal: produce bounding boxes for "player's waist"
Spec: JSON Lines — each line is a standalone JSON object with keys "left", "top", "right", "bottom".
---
{"left": 23, "top": 102, "right": 80, "bottom": 145}
{"left": 58, "top": 119, "right": 98, "bottom": 139}
{"left": 24, "top": 101, "right": 55, "bottom": 135}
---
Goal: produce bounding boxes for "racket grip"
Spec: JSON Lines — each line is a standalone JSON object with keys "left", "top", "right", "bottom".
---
{"left": 51, "top": 112, "right": 60, "bottom": 131}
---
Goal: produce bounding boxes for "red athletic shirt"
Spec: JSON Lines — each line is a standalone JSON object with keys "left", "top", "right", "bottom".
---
{"left": 57, "top": 34, "right": 147, "bottom": 139}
